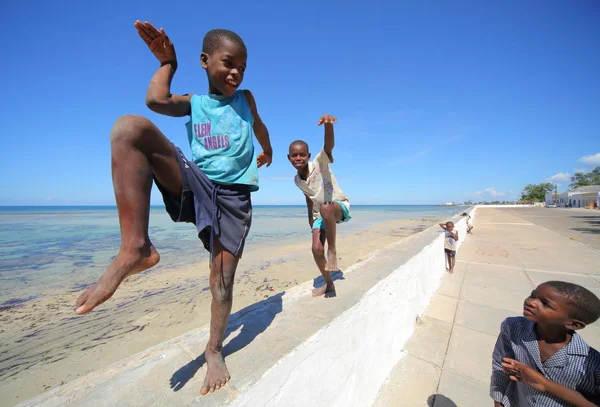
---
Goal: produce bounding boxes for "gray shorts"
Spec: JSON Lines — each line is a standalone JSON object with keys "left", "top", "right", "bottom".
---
{"left": 155, "top": 145, "right": 252, "bottom": 258}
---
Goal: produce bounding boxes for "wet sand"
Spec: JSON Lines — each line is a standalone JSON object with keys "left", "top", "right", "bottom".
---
{"left": 0, "top": 217, "right": 442, "bottom": 406}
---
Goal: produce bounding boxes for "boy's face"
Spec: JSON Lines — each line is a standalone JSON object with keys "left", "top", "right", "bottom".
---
{"left": 201, "top": 39, "right": 247, "bottom": 97}
{"left": 288, "top": 144, "right": 310, "bottom": 170}
{"left": 523, "top": 284, "right": 583, "bottom": 329}
{"left": 446, "top": 222, "right": 454, "bottom": 231}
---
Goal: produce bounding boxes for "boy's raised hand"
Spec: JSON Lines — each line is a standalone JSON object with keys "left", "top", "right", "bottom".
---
{"left": 318, "top": 114, "right": 337, "bottom": 126}
{"left": 134, "top": 21, "right": 177, "bottom": 66}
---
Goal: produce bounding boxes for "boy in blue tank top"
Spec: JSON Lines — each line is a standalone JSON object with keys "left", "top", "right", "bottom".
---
{"left": 73, "top": 21, "right": 273, "bottom": 396}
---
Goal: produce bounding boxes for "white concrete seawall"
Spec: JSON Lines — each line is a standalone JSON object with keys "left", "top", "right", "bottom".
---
{"left": 231, "top": 209, "right": 476, "bottom": 407}
{"left": 17, "top": 208, "right": 475, "bottom": 407}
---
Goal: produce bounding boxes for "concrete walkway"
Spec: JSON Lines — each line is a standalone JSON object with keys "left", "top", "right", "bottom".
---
{"left": 374, "top": 207, "right": 600, "bottom": 407}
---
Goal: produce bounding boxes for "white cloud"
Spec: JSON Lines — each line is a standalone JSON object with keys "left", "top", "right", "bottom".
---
{"left": 485, "top": 187, "right": 506, "bottom": 197}
{"left": 547, "top": 172, "right": 572, "bottom": 183}
{"left": 578, "top": 153, "right": 600, "bottom": 166}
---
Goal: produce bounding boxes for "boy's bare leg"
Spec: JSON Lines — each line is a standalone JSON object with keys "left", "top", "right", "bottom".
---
{"left": 445, "top": 253, "right": 451, "bottom": 271}
{"left": 320, "top": 202, "right": 343, "bottom": 272}
{"left": 75, "top": 115, "right": 182, "bottom": 314}
{"left": 201, "top": 238, "right": 238, "bottom": 395}
{"left": 449, "top": 255, "right": 455, "bottom": 274}
{"left": 311, "top": 228, "right": 335, "bottom": 297}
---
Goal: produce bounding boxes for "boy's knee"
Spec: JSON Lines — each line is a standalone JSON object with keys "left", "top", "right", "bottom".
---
{"left": 211, "top": 283, "right": 233, "bottom": 303}
{"left": 312, "top": 244, "right": 325, "bottom": 257}
{"left": 110, "top": 115, "right": 153, "bottom": 144}
{"left": 319, "top": 203, "right": 334, "bottom": 219}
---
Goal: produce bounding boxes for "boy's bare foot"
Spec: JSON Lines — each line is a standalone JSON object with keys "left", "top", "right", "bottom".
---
{"left": 201, "top": 349, "right": 230, "bottom": 395}
{"left": 325, "top": 249, "right": 338, "bottom": 271}
{"left": 75, "top": 244, "right": 160, "bottom": 314}
{"left": 312, "top": 282, "right": 336, "bottom": 297}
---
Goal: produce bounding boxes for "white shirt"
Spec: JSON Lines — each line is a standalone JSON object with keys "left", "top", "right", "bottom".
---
{"left": 294, "top": 149, "right": 350, "bottom": 220}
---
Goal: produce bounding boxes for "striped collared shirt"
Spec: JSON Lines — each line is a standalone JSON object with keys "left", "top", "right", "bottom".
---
{"left": 490, "top": 317, "right": 600, "bottom": 406}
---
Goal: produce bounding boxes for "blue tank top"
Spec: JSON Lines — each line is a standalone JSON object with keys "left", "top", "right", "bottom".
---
{"left": 185, "top": 90, "right": 258, "bottom": 191}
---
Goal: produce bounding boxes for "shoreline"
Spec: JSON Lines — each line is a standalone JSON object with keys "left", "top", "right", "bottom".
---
{"left": 1, "top": 216, "right": 447, "bottom": 406}
{"left": 0, "top": 206, "right": 465, "bottom": 308}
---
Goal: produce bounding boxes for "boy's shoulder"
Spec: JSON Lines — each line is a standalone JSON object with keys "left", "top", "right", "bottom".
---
{"left": 313, "top": 148, "right": 334, "bottom": 166}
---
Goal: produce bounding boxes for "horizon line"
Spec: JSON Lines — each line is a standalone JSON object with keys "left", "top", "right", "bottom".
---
{"left": 0, "top": 203, "right": 474, "bottom": 207}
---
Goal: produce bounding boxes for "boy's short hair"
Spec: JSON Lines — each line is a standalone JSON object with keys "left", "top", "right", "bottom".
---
{"left": 546, "top": 281, "right": 600, "bottom": 324}
{"left": 202, "top": 29, "right": 247, "bottom": 55}
{"left": 446, "top": 221, "right": 454, "bottom": 227}
{"left": 289, "top": 140, "right": 309, "bottom": 152}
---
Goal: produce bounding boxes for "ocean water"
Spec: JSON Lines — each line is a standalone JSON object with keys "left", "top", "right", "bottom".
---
{"left": 0, "top": 205, "right": 466, "bottom": 306}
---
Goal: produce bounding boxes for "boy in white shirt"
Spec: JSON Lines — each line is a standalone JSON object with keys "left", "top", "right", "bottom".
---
{"left": 288, "top": 114, "right": 351, "bottom": 297}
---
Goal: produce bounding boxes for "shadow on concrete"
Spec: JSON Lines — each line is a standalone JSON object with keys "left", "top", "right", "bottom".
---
{"left": 567, "top": 215, "right": 600, "bottom": 236}
{"left": 169, "top": 292, "right": 284, "bottom": 391}
{"left": 571, "top": 216, "right": 600, "bottom": 232}
{"left": 312, "top": 270, "right": 345, "bottom": 288}
{"left": 428, "top": 394, "right": 457, "bottom": 407}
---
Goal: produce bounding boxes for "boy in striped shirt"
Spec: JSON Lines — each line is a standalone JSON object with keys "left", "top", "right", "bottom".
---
{"left": 491, "top": 281, "right": 600, "bottom": 406}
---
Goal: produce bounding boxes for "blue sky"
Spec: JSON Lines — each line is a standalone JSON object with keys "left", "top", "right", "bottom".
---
{"left": 2, "top": 1, "right": 599, "bottom": 205}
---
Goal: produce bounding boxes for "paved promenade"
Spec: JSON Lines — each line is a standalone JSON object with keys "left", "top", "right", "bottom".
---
{"left": 375, "top": 207, "right": 600, "bottom": 406}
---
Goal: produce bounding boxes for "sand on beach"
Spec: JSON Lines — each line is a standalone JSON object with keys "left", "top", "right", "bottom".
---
{"left": 0, "top": 217, "right": 443, "bottom": 406}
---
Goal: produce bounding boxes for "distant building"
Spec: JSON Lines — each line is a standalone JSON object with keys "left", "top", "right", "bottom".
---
{"left": 545, "top": 185, "right": 600, "bottom": 208}
{"left": 569, "top": 185, "right": 600, "bottom": 208}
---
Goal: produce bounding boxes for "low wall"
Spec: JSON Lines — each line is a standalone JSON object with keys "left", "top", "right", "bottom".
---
{"left": 232, "top": 209, "right": 476, "bottom": 407}
{"left": 475, "top": 204, "right": 537, "bottom": 208}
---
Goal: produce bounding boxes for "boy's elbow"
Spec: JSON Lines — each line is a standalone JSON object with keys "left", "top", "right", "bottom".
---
{"left": 145, "top": 97, "right": 161, "bottom": 112}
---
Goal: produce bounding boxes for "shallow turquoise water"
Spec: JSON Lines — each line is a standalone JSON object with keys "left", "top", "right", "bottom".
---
{"left": 0, "top": 205, "right": 466, "bottom": 305}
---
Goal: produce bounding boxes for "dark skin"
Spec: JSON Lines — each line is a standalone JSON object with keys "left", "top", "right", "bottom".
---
{"left": 288, "top": 114, "right": 343, "bottom": 297}
{"left": 494, "top": 284, "right": 597, "bottom": 407}
{"left": 74, "top": 21, "right": 272, "bottom": 396}
{"left": 439, "top": 222, "right": 458, "bottom": 273}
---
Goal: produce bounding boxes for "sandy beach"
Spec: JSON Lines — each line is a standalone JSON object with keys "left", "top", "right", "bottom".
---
{"left": 0, "top": 216, "right": 443, "bottom": 406}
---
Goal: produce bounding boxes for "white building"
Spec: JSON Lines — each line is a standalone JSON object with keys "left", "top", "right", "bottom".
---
{"left": 546, "top": 185, "right": 600, "bottom": 208}
{"left": 568, "top": 185, "right": 600, "bottom": 208}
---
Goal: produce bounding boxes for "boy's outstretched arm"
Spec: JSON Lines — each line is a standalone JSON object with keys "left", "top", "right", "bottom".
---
{"left": 135, "top": 21, "right": 191, "bottom": 117}
{"left": 319, "top": 114, "right": 337, "bottom": 160}
{"left": 439, "top": 223, "right": 447, "bottom": 230}
{"left": 244, "top": 90, "right": 272, "bottom": 168}
{"left": 502, "top": 358, "right": 598, "bottom": 406}
{"left": 305, "top": 195, "right": 314, "bottom": 229}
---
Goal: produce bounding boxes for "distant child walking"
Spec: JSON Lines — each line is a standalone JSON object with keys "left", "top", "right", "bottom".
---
{"left": 491, "top": 281, "right": 600, "bottom": 406}
{"left": 462, "top": 212, "right": 474, "bottom": 234}
{"left": 288, "top": 114, "right": 351, "bottom": 298}
{"left": 439, "top": 221, "right": 458, "bottom": 273}
{"left": 74, "top": 21, "right": 273, "bottom": 396}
